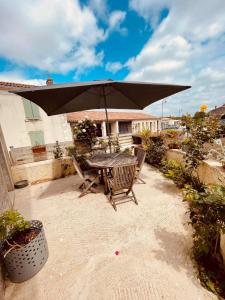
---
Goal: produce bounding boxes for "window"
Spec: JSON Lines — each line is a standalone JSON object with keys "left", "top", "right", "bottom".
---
{"left": 29, "top": 131, "right": 45, "bottom": 146}
{"left": 119, "top": 121, "right": 132, "bottom": 134}
{"left": 23, "top": 99, "right": 40, "bottom": 119}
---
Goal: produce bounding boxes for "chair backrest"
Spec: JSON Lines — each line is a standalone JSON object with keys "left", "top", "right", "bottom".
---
{"left": 136, "top": 148, "right": 146, "bottom": 169}
{"left": 111, "top": 163, "right": 137, "bottom": 192}
{"left": 72, "top": 155, "right": 85, "bottom": 180}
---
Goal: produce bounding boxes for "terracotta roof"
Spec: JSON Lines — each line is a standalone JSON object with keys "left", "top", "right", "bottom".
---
{"left": 0, "top": 81, "right": 36, "bottom": 90}
{"left": 67, "top": 111, "right": 159, "bottom": 122}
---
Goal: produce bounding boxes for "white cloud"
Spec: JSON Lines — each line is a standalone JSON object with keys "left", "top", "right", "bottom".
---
{"left": 0, "top": 0, "right": 105, "bottom": 74}
{"left": 89, "top": 0, "right": 108, "bottom": 21}
{"left": 105, "top": 62, "right": 123, "bottom": 73}
{"left": 127, "top": 0, "right": 225, "bottom": 115}
{"left": 0, "top": 71, "right": 45, "bottom": 86}
{"left": 107, "top": 11, "right": 127, "bottom": 35}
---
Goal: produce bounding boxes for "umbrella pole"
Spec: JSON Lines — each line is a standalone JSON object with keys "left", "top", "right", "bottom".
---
{"left": 102, "top": 86, "right": 112, "bottom": 153}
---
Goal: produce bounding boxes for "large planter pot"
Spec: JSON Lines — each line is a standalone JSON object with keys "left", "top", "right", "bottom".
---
{"left": 3, "top": 220, "right": 48, "bottom": 283}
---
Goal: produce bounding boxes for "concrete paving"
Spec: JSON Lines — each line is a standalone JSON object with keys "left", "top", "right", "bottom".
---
{"left": 5, "top": 164, "right": 216, "bottom": 300}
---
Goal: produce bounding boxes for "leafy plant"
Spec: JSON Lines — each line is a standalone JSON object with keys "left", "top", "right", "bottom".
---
{"left": 73, "top": 118, "right": 98, "bottom": 146}
{"left": 65, "top": 145, "right": 76, "bottom": 157}
{"left": 53, "top": 141, "right": 63, "bottom": 159}
{"left": 145, "top": 137, "right": 166, "bottom": 166}
{"left": 0, "top": 210, "right": 30, "bottom": 242}
{"left": 181, "top": 115, "right": 221, "bottom": 171}
{"left": 139, "top": 129, "right": 151, "bottom": 147}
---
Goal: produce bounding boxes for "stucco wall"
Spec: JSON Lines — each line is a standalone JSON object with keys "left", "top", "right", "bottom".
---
{"left": 132, "top": 119, "right": 159, "bottom": 134}
{"left": 11, "top": 157, "right": 75, "bottom": 184}
{"left": 0, "top": 91, "right": 72, "bottom": 150}
{"left": 165, "top": 149, "right": 225, "bottom": 186}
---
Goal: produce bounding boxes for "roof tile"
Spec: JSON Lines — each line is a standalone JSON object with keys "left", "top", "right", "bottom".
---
{"left": 67, "top": 111, "right": 159, "bottom": 122}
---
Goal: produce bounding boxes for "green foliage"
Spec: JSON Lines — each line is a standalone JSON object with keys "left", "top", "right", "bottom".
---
{"left": 122, "top": 147, "right": 133, "bottom": 155}
{"left": 183, "top": 185, "right": 225, "bottom": 257}
{"left": 182, "top": 115, "right": 221, "bottom": 171}
{"left": 0, "top": 210, "right": 30, "bottom": 241}
{"left": 73, "top": 118, "right": 98, "bottom": 146}
{"left": 65, "top": 145, "right": 76, "bottom": 157}
{"left": 111, "top": 137, "right": 120, "bottom": 153}
{"left": 145, "top": 137, "right": 166, "bottom": 166}
{"left": 53, "top": 141, "right": 63, "bottom": 159}
{"left": 139, "top": 129, "right": 151, "bottom": 147}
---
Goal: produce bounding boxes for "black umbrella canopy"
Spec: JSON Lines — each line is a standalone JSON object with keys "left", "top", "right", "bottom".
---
{"left": 11, "top": 80, "right": 191, "bottom": 116}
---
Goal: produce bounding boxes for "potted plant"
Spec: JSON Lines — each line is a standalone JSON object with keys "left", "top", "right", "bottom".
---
{"left": 0, "top": 210, "right": 48, "bottom": 283}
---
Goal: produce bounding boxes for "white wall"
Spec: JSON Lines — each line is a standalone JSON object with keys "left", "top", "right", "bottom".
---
{"left": 132, "top": 120, "right": 159, "bottom": 134}
{"left": 0, "top": 90, "right": 72, "bottom": 150}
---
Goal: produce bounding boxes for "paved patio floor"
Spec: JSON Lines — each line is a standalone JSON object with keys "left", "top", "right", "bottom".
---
{"left": 5, "top": 164, "right": 216, "bottom": 300}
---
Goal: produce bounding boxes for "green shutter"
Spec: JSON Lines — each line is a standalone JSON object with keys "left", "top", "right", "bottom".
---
{"left": 31, "top": 102, "right": 40, "bottom": 118}
{"left": 23, "top": 99, "right": 33, "bottom": 118}
{"left": 29, "top": 131, "right": 45, "bottom": 146}
{"left": 23, "top": 99, "right": 40, "bottom": 119}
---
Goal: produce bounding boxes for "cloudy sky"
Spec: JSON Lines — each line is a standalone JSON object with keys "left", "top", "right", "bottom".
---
{"left": 0, "top": 0, "right": 225, "bottom": 116}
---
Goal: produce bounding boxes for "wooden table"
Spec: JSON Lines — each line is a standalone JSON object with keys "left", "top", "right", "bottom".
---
{"left": 86, "top": 153, "right": 137, "bottom": 193}
{"left": 86, "top": 153, "right": 137, "bottom": 168}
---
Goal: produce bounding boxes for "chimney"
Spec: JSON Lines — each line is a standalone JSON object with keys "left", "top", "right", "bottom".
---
{"left": 46, "top": 77, "right": 53, "bottom": 85}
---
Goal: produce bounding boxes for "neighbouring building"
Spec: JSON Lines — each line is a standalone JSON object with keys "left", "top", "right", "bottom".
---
{"left": 160, "top": 117, "right": 182, "bottom": 130}
{"left": 209, "top": 104, "right": 225, "bottom": 124}
{"left": 67, "top": 110, "right": 161, "bottom": 147}
{"left": 0, "top": 80, "right": 73, "bottom": 150}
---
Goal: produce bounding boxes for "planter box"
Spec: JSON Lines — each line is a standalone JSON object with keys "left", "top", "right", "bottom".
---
{"left": 3, "top": 220, "right": 48, "bottom": 283}
{"left": 32, "top": 146, "right": 46, "bottom": 154}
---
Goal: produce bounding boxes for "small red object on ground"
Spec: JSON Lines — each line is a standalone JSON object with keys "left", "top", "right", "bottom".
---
{"left": 115, "top": 250, "right": 120, "bottom": 256}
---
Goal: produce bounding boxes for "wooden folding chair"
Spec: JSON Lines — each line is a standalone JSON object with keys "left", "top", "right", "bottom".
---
{"left": 106, "top": 163, "right": 138, "bottom": 211}
{"left": 72, "top": 155, "right": 99, "bottom": 198}
{"left": 135, "top": 148, "right": 146, "bottom": 184}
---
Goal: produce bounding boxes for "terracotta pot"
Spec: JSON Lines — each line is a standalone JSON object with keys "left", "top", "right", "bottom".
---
{"left": 32, "top": 146, "right": 46, "bottom": 154}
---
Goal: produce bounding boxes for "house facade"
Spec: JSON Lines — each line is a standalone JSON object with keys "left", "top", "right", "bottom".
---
{"left": 0, "top": 81, "right": 73, "bottom": 150}
{"left": 209, "top": 104, "right": 225, "bottom": 123}
{"left": 67, "top": 110, "right": 161, "bottom": 137}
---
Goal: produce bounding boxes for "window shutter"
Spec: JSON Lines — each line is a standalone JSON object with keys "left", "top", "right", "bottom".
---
{"left": 29, "top": 131, "right": 45, "bottom": 146}
{"left": 23, "top": 99, "right": 40, "bottom": 119}
{"left": 23, "top": 99, "right": 33, "bottom": 118}
{"left": 31, "top": 102, "right": 40, "bottom": 118}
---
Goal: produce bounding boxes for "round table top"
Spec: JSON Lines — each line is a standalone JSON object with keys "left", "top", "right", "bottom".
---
{"left": 86, "top": 153, "right": 137, "bottom": 168}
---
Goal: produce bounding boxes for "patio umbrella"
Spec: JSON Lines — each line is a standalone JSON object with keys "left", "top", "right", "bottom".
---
{"left": 12, "top": 79, "right": 191, "bottom": 151}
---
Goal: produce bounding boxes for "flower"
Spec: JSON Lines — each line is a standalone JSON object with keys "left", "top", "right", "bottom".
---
{"left": 93, "top": 123, "right": 97, "bottom": 127}
{"left": 82, "top": 129, "right": 86, "bottom": 132}
{"left": 200, "top": 104, "right": 208, "bottom": 112}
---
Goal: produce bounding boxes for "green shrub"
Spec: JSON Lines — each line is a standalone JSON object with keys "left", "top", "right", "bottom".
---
{"left": 145, "top": 137, "right": 166, "bottom": 166}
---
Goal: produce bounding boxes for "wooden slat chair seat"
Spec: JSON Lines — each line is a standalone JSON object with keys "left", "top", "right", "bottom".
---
{"left": 106, "top": 163, "right": 138, "bottom": 211}
{"left": 72, "top": 155, "right": 99, "bottom": 198}
{"left": 135, "top": 148, "right": 146, "bottom": 184}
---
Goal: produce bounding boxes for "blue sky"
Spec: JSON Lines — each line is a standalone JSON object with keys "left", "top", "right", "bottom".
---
{"left": 0, "top": 0, "right": 225, "bottom": 116}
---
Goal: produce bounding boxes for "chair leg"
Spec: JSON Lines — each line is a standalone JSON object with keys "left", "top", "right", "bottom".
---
{"left": 138, "top": 177, "right": 146, "bottom": 184}
{"left": 110, "top": 194, "right": 117, "bottom": 211}
{"left": 131, "top": 189, "right": 138, "bottom": 205}
{"left": 79, "top": 178, "right": 97, "bottom": 198}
